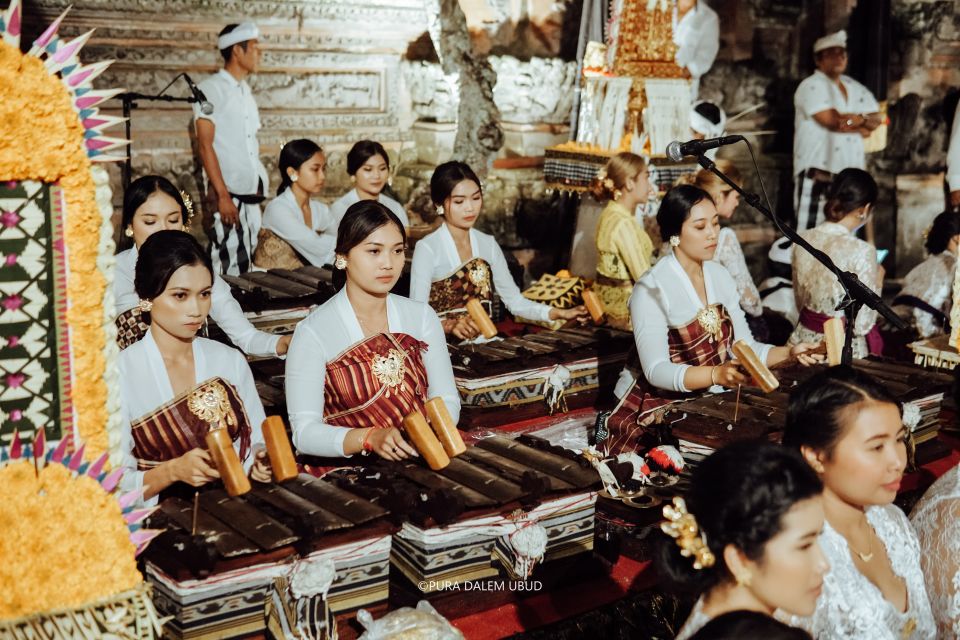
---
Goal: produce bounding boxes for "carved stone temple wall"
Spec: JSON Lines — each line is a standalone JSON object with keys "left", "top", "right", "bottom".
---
{"left": 21, "top": 0, "right": 432, "bottom": 210}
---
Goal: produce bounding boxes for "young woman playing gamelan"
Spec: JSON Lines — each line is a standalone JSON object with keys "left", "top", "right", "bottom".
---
{"left": 119, "top": 231, "right": 270, "bottom": 506}
{"left": 603, "top": 185, "right": 819, "bottom": 455}
{"left": 410, "top": 161, "right": 586, "bottom": 339}
{"left": 285, "top": 201, "right": 459, "bottom": 469}
{"left": 115, "top": 175, "right": 288, "bottom": 356}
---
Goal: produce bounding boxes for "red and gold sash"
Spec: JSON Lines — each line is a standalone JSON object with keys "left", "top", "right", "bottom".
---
{"left": 299, "top": 333, "right": 430, "bottom": 476}
{"left": 428, "top": 257, "right": 494, "bottom": 318}
{"left": 130, "top": 376, "right": 252, "bottom": 470}
{"left": 603, "top": 304, "right": 735, "bottom": 455}
{"left": 115, "top": 306, "right": 149, "bottom": 351}
{"left": 324, "top": 332, "right": 430, "bottom": 430}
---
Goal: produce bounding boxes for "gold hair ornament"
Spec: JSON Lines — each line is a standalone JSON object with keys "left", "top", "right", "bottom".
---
{"left": 179, "top": 190, "right": 195, "bottom": 224}
{"left": 661, "top": 497, "right": 716, "bottom": 570}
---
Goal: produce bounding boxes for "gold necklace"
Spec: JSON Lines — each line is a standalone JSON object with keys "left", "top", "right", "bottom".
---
{"left": 848, "top": 519, "right": 875, "bottom": 563}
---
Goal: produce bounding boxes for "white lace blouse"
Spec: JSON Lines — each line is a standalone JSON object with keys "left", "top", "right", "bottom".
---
{"left": 790, "top": 504, "right": 936, "bottom": 640}
{"left": 893, "top": 252, "right": 955, "bottom": 339}
{"left": 714, "top": 227, "right": 763, "bottom": 317}
{"left": 789, "top": 222, "right": 879, "bottom": 359}
{"left": 675, "top": 598, "right": 710, "bottom": 640}
{"left": 909, "top": 465, "right": 960, "bottom": 638}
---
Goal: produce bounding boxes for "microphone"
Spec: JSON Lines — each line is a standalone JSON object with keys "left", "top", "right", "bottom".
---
{"left": 182, "top": 74, "right": 214, "bottom": 115}
{"left": 665, "top": 135, "right": 744, "bottom": 161}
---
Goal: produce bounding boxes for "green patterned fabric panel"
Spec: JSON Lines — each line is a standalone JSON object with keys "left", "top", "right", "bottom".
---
{"left": 0, "top": 180, "right": 68, "bottom": 446}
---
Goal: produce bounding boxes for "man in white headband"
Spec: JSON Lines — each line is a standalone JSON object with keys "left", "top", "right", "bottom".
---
{"left": 792, "top": 29, "right": 881, "bottom": 233}
{"left": 194, "top": 21, "right": 269, "bottom": 276}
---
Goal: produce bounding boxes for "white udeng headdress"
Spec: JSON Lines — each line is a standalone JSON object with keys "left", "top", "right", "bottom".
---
{"left": 689, "top": 101, "right": 727, "bottom": 138}
{"left": 218, "top": 22, "right": 259, "bottom": 50}
{"left": 813, "top": 30, "right": 846, "bottom": 53}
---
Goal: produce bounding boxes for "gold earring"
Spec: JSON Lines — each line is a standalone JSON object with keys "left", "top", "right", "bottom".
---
{"left": 124, "top": 228, "right": 134, "bottom": 238}
{"left": 670, "top": 235, "right": 681, "bottom": 247}
{"left": 334, "top": 256, "right": 347, "bottom": 270}
{"left": 137, "top": 299, "right": 153, "bottom": 312}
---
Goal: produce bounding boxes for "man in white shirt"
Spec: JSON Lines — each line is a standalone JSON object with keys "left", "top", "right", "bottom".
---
{"left": 793, "top": 30, "right": 881, "bottom": 232}
{"left": 194, "top": 22, "right": 270, "bottom": 276}
{"left": 947, "top": 100, "right": 960, "bottom": 211}
{"left": 673, "top": 0, "right": 720, "bottom": 98}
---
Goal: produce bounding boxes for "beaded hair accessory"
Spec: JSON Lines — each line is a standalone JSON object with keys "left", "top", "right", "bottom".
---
{"left": 661, "top": 497, "right": 716, "bottom": 570}
{"left": 179, "top": 190, "right": 195, "bottom": 224}
{"left": 595, "top": 167, "right": 615, "bottom": 192}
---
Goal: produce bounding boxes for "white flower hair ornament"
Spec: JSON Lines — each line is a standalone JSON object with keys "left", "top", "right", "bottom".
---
{"left": 901, "top": 402, "right": 920, "bottom": 431}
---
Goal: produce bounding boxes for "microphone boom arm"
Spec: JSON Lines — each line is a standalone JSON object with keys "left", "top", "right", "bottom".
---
{"left": 694, "top": 152, "right": 906, "bottom": 365}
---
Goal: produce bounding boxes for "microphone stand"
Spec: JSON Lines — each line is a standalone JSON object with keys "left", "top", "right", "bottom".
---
{"left": 119, "top": 73, "right": 200, "bottom": 190}
{"left": 694, "top": 152, "right": 907, "bottom": 365}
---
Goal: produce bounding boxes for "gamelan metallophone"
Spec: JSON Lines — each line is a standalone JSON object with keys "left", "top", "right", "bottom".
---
{"left": 220, "top": 265, "right": 336, "bottom": 313}
{"left": 142, "top": 435, "right": 600, "bottom": 638}
{"left": 665, "top": 358, "right": 954, "bottom": 463}
{"left": 909, "top": 334, "right": 960, "bottom": 371}
{"left": 450, "top": 327, "right": 634, "bottom": 429}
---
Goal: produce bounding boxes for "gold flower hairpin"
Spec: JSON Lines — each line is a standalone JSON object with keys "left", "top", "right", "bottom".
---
{"left": 661, "top": 497, "right": 716, "bottom": 570}
{"left": 179, "top": 190, "right": 195, "bottom": 224}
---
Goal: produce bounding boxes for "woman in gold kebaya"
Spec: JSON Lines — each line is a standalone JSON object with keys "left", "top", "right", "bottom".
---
{"left": 285, "top": 201, "right": 460, "bottom": 468}
{"left": 593, "top": 152, "right": 656, "bottom": 330}
{"left": 118, "top": 231, "right": 270, "bottom": 505}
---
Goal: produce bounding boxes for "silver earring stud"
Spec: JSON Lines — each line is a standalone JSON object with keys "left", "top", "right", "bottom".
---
{"left": 669, "top": 235, "right": 681, "bottom": 247}
{"left": 334, "top": 256, "right": 347, "bottom": 270}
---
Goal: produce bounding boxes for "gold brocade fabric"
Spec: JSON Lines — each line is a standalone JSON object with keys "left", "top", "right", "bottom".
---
{"left": 253, "top": 228, "right": 305, "bottom": 270}
{"left": 595, "top": 201, "right": 654, "bottom": 322}
{"left": 612, "top": 3, "right": 686, "bottom": 116}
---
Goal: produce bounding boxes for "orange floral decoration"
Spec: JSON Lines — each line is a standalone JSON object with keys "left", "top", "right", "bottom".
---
{"left": 0, "top": 41, "right": 109, "bottom": 458}
{"left": 0, "top": 461, "right": 142, "bottom": 619}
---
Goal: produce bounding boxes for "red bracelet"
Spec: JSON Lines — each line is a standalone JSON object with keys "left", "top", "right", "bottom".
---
{"left": 361, "top": 428, "right": 375, "bottom": 455}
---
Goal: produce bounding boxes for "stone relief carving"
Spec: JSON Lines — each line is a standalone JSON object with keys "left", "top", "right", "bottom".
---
{"left": 402, "top": 56, "right": 578, "bottom": 125}
{"left": 252, "top": 71, "right": 384, "bottom": 111}
{"left": 402, "top": 61, "right": 460, "bottom": 122}
{"left": 491, "top": 56, "right": 577, "bottom": 124}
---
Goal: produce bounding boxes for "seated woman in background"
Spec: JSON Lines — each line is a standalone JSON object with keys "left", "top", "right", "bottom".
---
{"left": 677, "top": 161, "right": 764, "bottom": 324}
{"left": 783, "top": 366, "right": 935, "bottom": 639}
{"left": 656, "top": 440, "right": 826, "bottom": 640}
{"left": 410, "top": 161, "right": 586, "bottom": 340}
{"left": 254, "top": 139, "right": 336, "bottom": 270}
{"left": 115, "top": 175, "right": 288, "bottom": 357}
{"left": 790, "top": 168, "right": 883, "bottom": 358}
{"left": 327, "top": 140, "right": 409, "bottom": 236}
{"left": 285, "top": 201, "right": 459, "bottom": 471}
{"left": 603, "top": 185, "right": 819, "bottom": 455}
{"left": 593, "top": 152, "right": 655, "bottom": 330}
{"left": 119, "top": 231, "right": 270, "bottom": 506}
{"left": 892, "top": 210, "right": 960, "bottom": 339}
